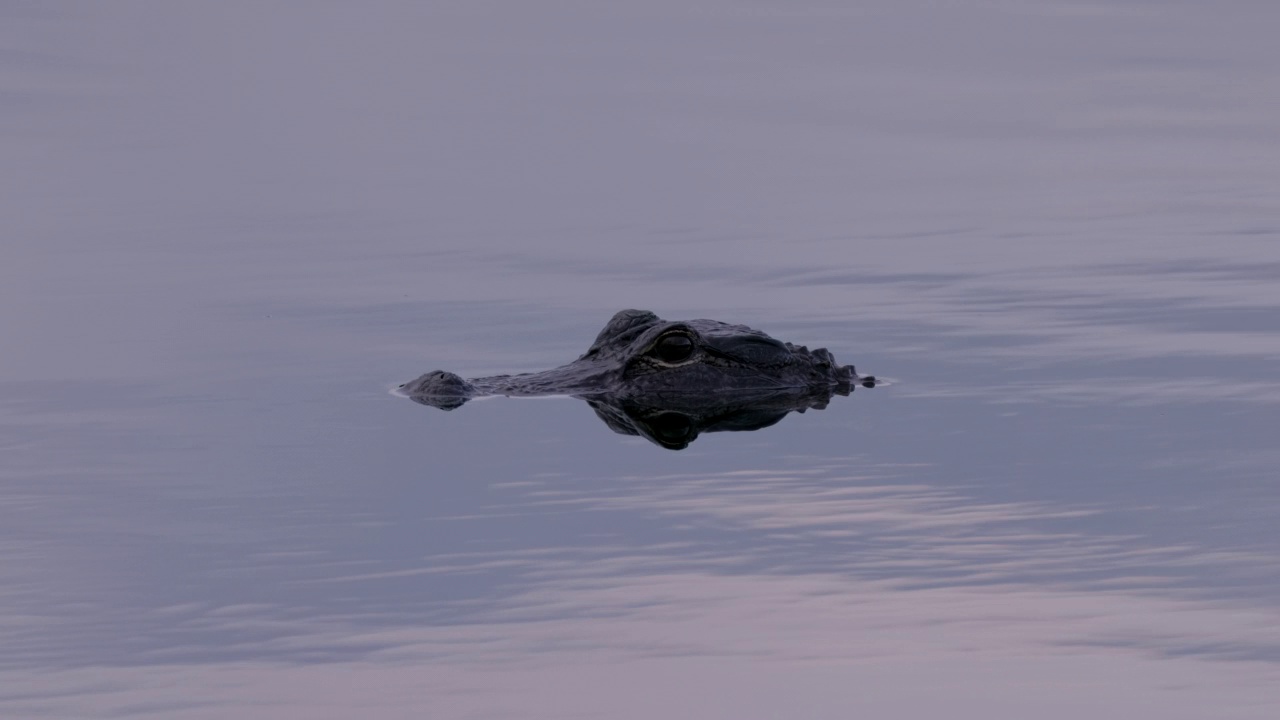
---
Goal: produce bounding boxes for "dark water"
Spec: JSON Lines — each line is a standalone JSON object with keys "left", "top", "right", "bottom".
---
{"left": 4, "top": 2, "right": 1280, "bottom": 718}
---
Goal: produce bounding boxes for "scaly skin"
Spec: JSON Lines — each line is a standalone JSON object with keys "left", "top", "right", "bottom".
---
{"left": 401, "top": 309, "right": 876, "bottom": 407}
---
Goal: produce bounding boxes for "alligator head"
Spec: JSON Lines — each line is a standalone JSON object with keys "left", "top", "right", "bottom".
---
{"left": 399, "top": 309, "right": 875, "bottom": 448}
{"left": 402, "top": 309, "right": 874, "bottom": 403}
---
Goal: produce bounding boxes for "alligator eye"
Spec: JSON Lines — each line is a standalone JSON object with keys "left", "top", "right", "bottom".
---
{"left": 653, "top": 334, "right": 694, "bottom": 363}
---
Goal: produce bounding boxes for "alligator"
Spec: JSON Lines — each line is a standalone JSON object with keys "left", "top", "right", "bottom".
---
{"left": 400, "top": 309, "right": 876, "bottom": 448}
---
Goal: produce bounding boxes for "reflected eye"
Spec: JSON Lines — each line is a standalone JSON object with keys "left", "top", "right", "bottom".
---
{"left": 649, "top": 412, "right": 695, "bottom": 445}
{"left": 653, "top": 334, "right": 694, "bottom": 363}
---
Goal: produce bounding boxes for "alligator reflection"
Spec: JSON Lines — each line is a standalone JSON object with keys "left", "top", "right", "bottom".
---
{"left": 408, "top": 384, "right": 871, "bottom": 450}
{"left": 400, "top": 309, "right": 876, "bottom": 449}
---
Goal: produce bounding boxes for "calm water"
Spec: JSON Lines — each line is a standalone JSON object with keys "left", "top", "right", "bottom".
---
{"left": 4, "top": 2, "right": 1280, "bottom": 718}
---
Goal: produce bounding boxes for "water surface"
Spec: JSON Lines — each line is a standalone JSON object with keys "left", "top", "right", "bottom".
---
{"left": 3, "top": 2, "right": 1280, "bottom": 718}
